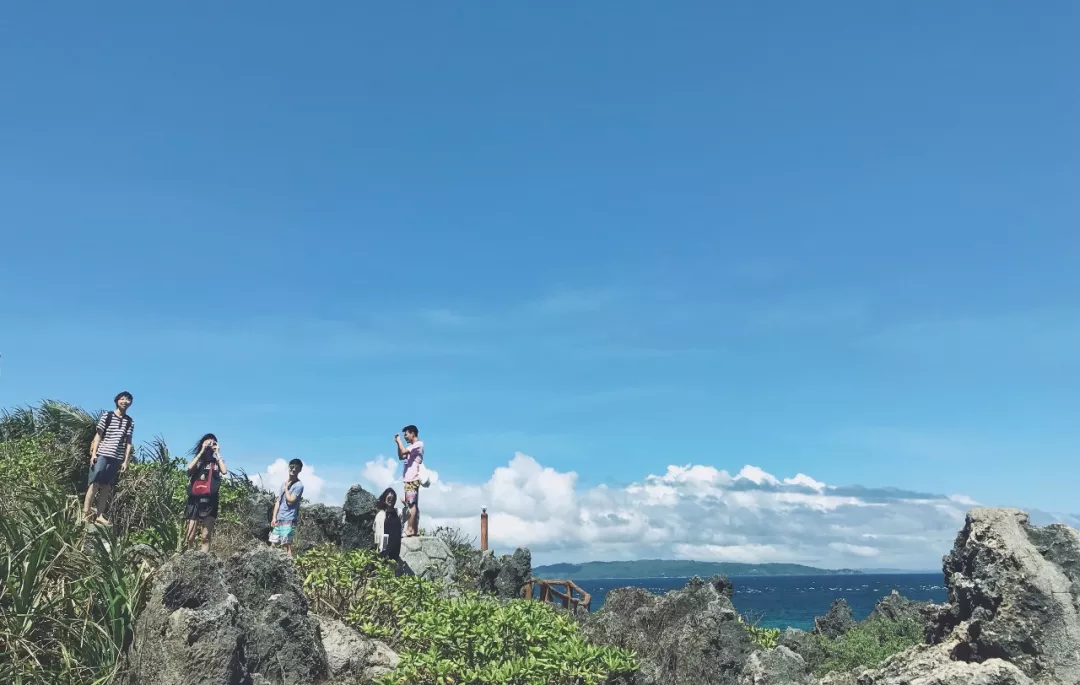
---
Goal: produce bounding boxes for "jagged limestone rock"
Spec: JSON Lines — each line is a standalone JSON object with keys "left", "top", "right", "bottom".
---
{"left": 400, "top": 535, "right": 456, "bottom": 583}
{"left": 583, "top": 575, "right": 753, "bottom": 685}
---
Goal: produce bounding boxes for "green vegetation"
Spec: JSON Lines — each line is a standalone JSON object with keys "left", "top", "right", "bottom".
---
{"left": 0, "top": 401, "right": 264, "bottom": 684}
{"left": 806, "top": 616, "right": 923, "bottom": 676}
{"left": 738, "top": 617, "right": 781, "bottom": 650}
{"left": 298, "top": 546, "right": 638, "bottom": 685}
{"left": 533, "top": 560, "right": 861, "bottom": 580}
{"left": 0, "top": 485, "right": 153, "bottom": 684}
{"left": 0, "top": 399, "right": 920, "bottom": 684}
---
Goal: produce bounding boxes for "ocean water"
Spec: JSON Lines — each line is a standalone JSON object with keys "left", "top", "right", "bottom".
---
{"left": 575, "top": 574, "right": 947, "bottom": 630}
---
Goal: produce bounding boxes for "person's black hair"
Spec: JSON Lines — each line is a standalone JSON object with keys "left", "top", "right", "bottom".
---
{"left": 402, "top": 425, "right": 419, "bottom": 436}
{"left": 114, "top": 391, "right": 133, "bottom": 405}
{"left": 192, "top": 433, "right": 218, "bottom": 456}
{"left": 289, "top": 458, "right": 303, "bottom": 470}
{"left": 377, "top": 487, "right": 398, "bottom": 510}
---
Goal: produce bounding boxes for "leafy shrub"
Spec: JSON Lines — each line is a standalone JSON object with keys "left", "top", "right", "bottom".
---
{"left": 740, "top": 618, "right": 780, "bottom": 650}
{"left": 297, "top": 547, "right": 638, "bottom": 685}
{"left": 809, "top": 615, "right": 922, "bottom": 676}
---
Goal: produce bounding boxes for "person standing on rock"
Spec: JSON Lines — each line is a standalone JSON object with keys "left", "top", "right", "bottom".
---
{"left": 269, "top": 458, "right": 304, "bottom": 557}
{"left": 395, "top": 426, "right": 423, "bottom": 537}
{"left": 84, "top": 391, "right": 135, "bottom": 523}
{"left": 185, "top": 433, "right": 227, "bottom": 551}
{"left": 374, "top": 487, "right": 402, "bottom": 563}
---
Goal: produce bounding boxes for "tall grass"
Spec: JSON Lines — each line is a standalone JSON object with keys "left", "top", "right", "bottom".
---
{"left": 0, "top": 488, "right": 153, "bottom": 684}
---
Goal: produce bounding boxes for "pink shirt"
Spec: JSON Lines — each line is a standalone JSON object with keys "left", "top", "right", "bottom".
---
{"left": 403, "top": 440, "right": 424, "bottom": 482}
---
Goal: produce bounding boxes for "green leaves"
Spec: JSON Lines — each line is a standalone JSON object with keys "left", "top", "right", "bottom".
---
{"left": 296, "top": 547, "right": 638, "bottom": 685}
{"left": 0, "top": 490, "right": 131, "bottom": 685}
{"left": 738, "top": 615, "right": 781, "bottom": 649}
{"left": 809, "top": 615, "right": 923, "bottom": 676}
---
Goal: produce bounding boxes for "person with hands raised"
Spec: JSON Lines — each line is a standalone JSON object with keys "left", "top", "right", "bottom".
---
{"left": 184, "top": 433, "right": 227, "bottom": 552}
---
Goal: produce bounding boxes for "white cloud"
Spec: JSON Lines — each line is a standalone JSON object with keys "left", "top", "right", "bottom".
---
{"left": 251, "top": 458, "right": 327, "bottom": 503}
{"left": 257, "top": 452, "right": 1072, "bottom": 570}
{"left": 287, "top": 452, "right": 992, "bottom": 569}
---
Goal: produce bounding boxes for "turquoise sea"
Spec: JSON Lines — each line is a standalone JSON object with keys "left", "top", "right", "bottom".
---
{"left": 575, "top": 573, "right": 947, "bottom": 630}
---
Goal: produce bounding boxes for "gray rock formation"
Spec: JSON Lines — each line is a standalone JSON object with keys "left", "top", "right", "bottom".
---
{"left": 240, "top": 491, "right": 275, "bottom": 544}
{"left": 471, "top": 547, "right": 533, "bottom": 599}
{"left": 128, "top": 551, "right": 247, "bottom": 685}
{"left": 584, "top": 575, "right": 753, "bottom": 685}
{"left": 295, "top": 503, "right": 345, "bottom": 554}
{"left": 130, "top": 549, "right": 331, "bottom": 685}
{"left": 813, "top": 508, "right": 1080, "bottom": 685}
{"left": 739, "top": 646, "right": 811, "bottom": 685}
{"left": 813, "top": 599, "right": 856, "bottom": 639}
{"left": 866, "top": 590, "right": 939, "bottom": 626}
{"left": 317, "top": 616, "right": 399, "bottom": 684}
{"left": 400, "top": 535, "right": 456, "bottom": 583}
{"left": 930, "top": 508, "right": 1080, "bottom": 683}
{"left": 341, "top": 485, "right": 378, "bottom": 551}
{"left": 225, "top": 547, "right": 328, "bottom": 684}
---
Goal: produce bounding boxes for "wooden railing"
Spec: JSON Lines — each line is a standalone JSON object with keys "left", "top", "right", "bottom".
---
{"left": 522, "top": 578, "right": 592, "bottom": 612}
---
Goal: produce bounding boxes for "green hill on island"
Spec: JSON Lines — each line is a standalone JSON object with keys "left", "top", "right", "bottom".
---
{"left": 532, "top": 560, "right": 862, "bottom": 580}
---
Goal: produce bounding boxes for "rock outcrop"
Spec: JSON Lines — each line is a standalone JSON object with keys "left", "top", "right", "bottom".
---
{"left": 474, "top": 547, "right": 532, "bottom": 599}
{"left": 341, "top": 485, "right": 378, "bottom": 551}
{"left": 813, "top": 508, "right": 1080, "bottom": 685}
{"left": 813, "top": 599, "right": 856, "bottom": 639}
{"left": 130, "top": 548, "right": 342, "bottom": 685}
{"left": 584, "top": 575, "right": 752, "bottom": 685}
{"left": 867, "top": 590, "right": 941, "bottom": 626}
{"left": 128, "top": 551, "right": 248, "bottom": 685}
{"left": 225, "top": 547, "right": 328, "bottom": 684}
{"left": 296, "top": 503, "right": 345, "bottom": 554}
{"left": 317, "top": 616, "right": 399, "bottom": 684}
{"left": 739, "top": 646, "right": 811, "bottom": 685}
{"left": 400, "top": 535, "right": 456, "bottom": 583}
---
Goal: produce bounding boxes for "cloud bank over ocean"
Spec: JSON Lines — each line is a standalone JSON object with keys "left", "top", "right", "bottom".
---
{"left": 260, "top": 453, "right": 992, "bottom": 569}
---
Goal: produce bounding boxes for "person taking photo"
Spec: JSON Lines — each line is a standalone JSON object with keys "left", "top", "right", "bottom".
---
{"left": 185, "top": 433, "right": 227, "bottom": 552}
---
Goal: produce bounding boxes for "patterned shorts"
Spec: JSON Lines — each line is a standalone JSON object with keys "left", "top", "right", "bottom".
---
{"left": 268, "top": 523, "right": 296, "bottom": 545}
{"left": 403, "top": 480, "right": 420, "bottom": 507}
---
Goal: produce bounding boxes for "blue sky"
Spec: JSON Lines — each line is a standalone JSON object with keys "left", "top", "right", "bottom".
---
{"left": 1, "top": 3, "right": 1077, "bottom": 566}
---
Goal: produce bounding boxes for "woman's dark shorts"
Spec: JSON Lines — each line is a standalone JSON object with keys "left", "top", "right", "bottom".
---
{"left": 185, "top": 495, "right": 219, "bottom": 522}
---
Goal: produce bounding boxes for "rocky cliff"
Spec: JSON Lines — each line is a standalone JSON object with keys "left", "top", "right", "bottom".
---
{"left": 586, "top": 507, "right": 1080, "bottom": 685}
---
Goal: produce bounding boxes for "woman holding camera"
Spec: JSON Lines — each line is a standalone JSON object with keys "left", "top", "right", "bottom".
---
{"left": 185, "top": 433, "right": 228, "bottom": 551}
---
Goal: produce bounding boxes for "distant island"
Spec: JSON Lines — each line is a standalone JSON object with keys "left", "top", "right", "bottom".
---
{"left": 532, "top": 560, "right": 862, "bottom": 580}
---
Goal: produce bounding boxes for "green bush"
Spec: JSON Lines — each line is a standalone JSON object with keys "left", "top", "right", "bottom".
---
{"left": 740, "top": 618, "right": 780, "bottom": 650}
{"left": 297, "top": 546, "right": 638, "bottom": 685}
{"left": 810, "top": 616, "right": 923, "bottom": 676}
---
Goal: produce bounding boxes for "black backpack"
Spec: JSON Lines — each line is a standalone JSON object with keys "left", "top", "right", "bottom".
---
{"left": 382, "top": 510, "right": 402, "bottom": 561}
{"left": 100, "top": 411, "right": 133, "bottom": 449}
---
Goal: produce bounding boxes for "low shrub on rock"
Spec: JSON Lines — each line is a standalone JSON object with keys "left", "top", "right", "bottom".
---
{"left": 297, "top": 546, "right": 637, "bottom": 685}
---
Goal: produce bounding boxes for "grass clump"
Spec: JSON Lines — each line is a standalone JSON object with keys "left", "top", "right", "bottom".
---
{"left": 0, "top": 489, "right": 154, "bottom": 685}
{"left": 297, "top": 546, "right": 638, "bottom": 685}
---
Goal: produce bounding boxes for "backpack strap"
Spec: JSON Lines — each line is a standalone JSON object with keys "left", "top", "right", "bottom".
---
{"left": 102, "top": 410, "right": 113, "bottom": 434}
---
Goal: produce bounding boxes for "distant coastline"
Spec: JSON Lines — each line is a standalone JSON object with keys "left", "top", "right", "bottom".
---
{"left": 532, "top": 560, "right": 864, "bottom": 580}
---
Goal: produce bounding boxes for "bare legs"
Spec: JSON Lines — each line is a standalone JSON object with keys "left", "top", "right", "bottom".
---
{"left": 83, "top": 484, "right": 114, "bottom": 521}
{"left": 407, "top": 503, "right": 419, "bottom": 537}
{"left": 185, "top": 517, "right": 216, "bottom": 552}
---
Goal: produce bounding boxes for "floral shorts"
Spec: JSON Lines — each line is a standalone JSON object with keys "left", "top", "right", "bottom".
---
{"left": 268, "top": 523, "right": 296, "bottom": 545}
{"left": 403, "top": 480, "right": 420, "bottom": 508}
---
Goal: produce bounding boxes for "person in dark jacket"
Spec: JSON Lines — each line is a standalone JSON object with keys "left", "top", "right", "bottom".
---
{"left": 373, "top": 487, "right": 402, "bottom": 563}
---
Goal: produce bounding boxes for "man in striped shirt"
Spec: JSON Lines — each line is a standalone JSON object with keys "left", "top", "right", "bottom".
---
{"left": 83, "top": 391, "right": 135, "bottom": 522}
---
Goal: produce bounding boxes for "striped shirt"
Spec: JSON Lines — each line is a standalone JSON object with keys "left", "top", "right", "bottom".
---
{"left": 95, "top": 410, "right": 134, "bottom": 460}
